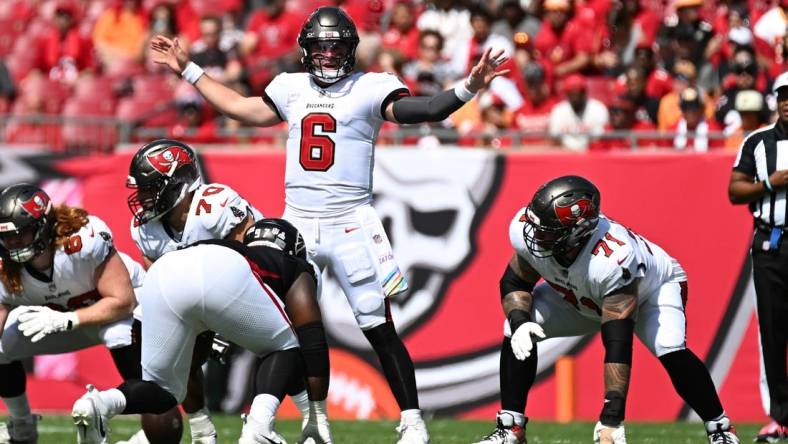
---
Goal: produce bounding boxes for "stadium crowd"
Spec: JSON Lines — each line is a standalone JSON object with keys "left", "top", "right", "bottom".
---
{"left": 0, "top": 0, "right": 786, "bottom": 151}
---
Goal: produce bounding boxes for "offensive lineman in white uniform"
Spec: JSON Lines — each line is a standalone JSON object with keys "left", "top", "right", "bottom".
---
{"left": 0, "top": 184, "right": 177, "bottom": 444}
{"left": 150, "top": 7, "right": 509, "bottom": 442}
{"left": 124, "top": 139, "right": 314, "bottom": 444}
{"left": 72, "top": 219, "right": 332, "bottom": 444}
{"left": 472, "top": 176, "right": 739, "bottom": 444}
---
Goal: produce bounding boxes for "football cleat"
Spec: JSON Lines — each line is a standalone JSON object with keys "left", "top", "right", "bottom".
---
{"left": 707, "top": 423, "right": 740, "bottom": 444}
{"left": 472, "top": 412, "right": 526, "bottom": 444}
{"left": 395, "top": 415, "right": 430, "bottom": 444}
{"left": 0, "top": 414, "right": 39, "bottom": 443}
{"left": 189, "top": 412, "right": 217, "bottom": 444}
{"left": 72, "top": 385, "right": 110, "bottom": 444}
{"left": 756, "top": 421, "right": 788, "bottom": 442}
{"left": 238, "top": 414, "right": 286, "bottom": 444}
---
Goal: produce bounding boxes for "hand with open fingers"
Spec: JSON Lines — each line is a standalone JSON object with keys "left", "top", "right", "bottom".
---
{"left": 466, "top": 47, "right": 511, "bottom": 93}
{"left": 593, "top": 421, "right": 627, "bottom": 444}
{"left": 150, "top": 35, "right": 189, "bottom": 74}
{"left": 510, "top": 322, "right": 545, "bottom": 361}
{"left": 17, "top": 306, "right": 79, "bottom": 343}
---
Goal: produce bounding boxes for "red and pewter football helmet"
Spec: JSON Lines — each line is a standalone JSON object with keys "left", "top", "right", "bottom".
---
{"left": 126, "top": 139, "right": 202, "bottom": 225}
{"left": 523, "top": 175, "right": 600, "bottom": 260}
{"left": 298, "top": 7, "right": 360, "bottom": 84}
{"left": 0, "top": 184, "right": 55, "bottom": 263}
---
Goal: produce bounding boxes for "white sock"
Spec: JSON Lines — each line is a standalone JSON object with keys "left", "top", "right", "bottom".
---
{"left": 291, "top": 390, "right": 310, "bottom": 419}
{"left": 401, "top": 409, "right": 423, "bottom": 423}
{"left": 2, "top": 394, "right": 32, "bottom": 419}
{"left": 704, "top": 413, "right": 730, "bottom": 433}
{"left": 188, "top": 407, "right": 216, "bottom": 437}
{"left": 501, "top": 410, "right": 526, "bottom": 427}
{"left": 97, "top": 388, "right": 126, "bottom": 417}
{"left": 250, "top": 394, "right": 281, "bottom": 421}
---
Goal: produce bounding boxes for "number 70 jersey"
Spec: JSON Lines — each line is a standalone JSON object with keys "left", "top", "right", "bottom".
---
{"left": 264, "top": 71, "right": 410, "bottom": 216}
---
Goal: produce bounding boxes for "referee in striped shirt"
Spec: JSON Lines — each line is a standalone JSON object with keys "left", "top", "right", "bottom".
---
{"left": 729, "top": 71, "right": 788, "bottom": 441}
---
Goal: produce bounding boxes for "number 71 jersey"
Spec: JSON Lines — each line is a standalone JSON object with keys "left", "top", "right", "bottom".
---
{"left": 509, "top": 209, "right": 687, "bottom": 319}
{"left": 264, "top": 71, "right": 410, "bottom": 216}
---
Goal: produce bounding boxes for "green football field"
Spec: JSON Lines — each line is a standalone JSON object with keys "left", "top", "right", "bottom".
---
{"left": 17, "top": 415, "right": 762, "bottom": 443}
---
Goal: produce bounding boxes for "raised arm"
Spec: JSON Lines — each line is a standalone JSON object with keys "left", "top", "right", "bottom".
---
{"left": 383, "top": 47, "right": 511, "bottom": 124}
{"left": 150, "top": 35, "right": 282, "bottom": 127}
{"left": 595, "top": 280, "right": 639, "bottom": 443}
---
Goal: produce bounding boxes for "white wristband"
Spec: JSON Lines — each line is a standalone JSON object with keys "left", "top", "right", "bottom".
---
{"left": 181, "top": 62, "right": 205, "bottom": 85}
{"left": 454, "top": 82, "right": 476, "bottom": 102}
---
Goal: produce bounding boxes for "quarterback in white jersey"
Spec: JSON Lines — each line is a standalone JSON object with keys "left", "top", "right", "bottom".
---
{"left": 150, "top": 6, "right": 509, "bottom": 442}
{"left": 126, "top": 139, "right": 265, "bottom": 444}
{"left": 472, "top": 176, "right": 739, "bottom": 444}
{"left": 0, "top": 185, "right": 147, "bottom": 443}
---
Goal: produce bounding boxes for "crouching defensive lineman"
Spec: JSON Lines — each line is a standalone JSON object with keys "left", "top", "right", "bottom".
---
{"left": 72, "top": 218, "right": 331, "bottom": 444}
{"left": 473, "top": 176, "right": 739, "bottom": 444}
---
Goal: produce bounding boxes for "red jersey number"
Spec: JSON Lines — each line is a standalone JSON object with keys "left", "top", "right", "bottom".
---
{"left": 300, "top": 113, "right": 336, "bottom": 172}
{"left": 63, "top": 235, "right": 83, "bottom": 255}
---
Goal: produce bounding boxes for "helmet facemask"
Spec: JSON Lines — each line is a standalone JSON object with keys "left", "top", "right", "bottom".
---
{"left": 302, "top": 39, "right": 357, "bottom": 84}
{"left": 127, "top": 175, "right": 191, "bottom": 225}
{"left": 523, "top": 206, "right": 598, "bottom": 262}
{"left": 0, "top": 215, "right": 53, "bottom": 263}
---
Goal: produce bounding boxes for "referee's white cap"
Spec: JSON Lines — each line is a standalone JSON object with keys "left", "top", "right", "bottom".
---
{"left": 773, "top": 71, "right": 788, "bottom": 93}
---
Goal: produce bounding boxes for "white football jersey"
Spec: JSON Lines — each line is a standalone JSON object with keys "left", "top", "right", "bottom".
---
{"left": 509, "top": 209, "right": 686, "bottom": 320}
{"left": 264, "top": 71, "right": 410, "bottom": 216}
{"left": 131, "top": 183, "right": 264, "bottom": 261}
{"left": 0, "top": 216, "right": 145, "bottom": 310}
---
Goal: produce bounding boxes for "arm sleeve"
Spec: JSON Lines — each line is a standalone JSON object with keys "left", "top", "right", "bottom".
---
{"left": 391, "top": 88, "right": 467, "bottom": 124}
{"left": 732, "top": 132, "right": 759, "bottom": 175}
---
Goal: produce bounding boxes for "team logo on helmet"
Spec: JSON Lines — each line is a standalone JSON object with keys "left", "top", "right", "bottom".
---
{"left": 554, "top": 198, "right": 593, "bottom": 226}
{"left": 19, "top": 191, "right": 51, "bottom": 219}
{"left": 146, "top": 146, "right": 193, "bottom": 177}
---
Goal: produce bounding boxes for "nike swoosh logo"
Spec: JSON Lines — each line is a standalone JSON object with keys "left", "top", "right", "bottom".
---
{"left": 220, "top": 198, "right": 229, "bottom": 207}
{"left": 344, "top": 227, "right": 360, "bottom": 233}
{"left": 617, "top": 258, "right": 627, "bottom": 265}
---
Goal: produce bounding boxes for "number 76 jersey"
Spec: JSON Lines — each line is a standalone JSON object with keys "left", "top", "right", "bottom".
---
{"left": 264, "top": 71, "right": 410, "bottom": 216}
{"left": 509, "top": 209, "right": 687, "bottom": 319}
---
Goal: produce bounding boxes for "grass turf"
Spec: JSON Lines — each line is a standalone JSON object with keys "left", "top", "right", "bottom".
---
{"left": 20, "top": 415, "right": 761, "bottom": 443}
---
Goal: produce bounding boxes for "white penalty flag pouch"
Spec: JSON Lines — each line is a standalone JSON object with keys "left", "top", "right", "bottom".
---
{"left": 355, "top": 205, "right": 409, "bottom": 298}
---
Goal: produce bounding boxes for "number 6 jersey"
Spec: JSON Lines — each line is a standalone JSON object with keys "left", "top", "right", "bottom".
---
{"left": 263, "top": 71, "right": 410, "bottom": 216}
{"left": 509, "top": 208, "right": 687, "bottom": 319}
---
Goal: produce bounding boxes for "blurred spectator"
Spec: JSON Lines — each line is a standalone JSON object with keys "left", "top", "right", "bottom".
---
{"left": 338, "top": 0, "right": 386, "bottom": 34}
{"left": 657, "top": 59, "right": 703, "bottom": 130}
{"left": 144, "top": 2, "right": 183, "bottom": 73}
{"left": 669, "top": 86, "right": 723, "bottom": 151}
{"left": 92, "top": 0, "right": 147, "bottom": 68}
{"left": 403, "top": 30, "right": 455, "bottom": 95}
{"left": 717, "top": 49, "right": 770, "bottom": 134}
{"left": 534, "top": 0, "right": 595, "bottom": 78}
{"left": 240, "top": 0, "right": 301, "bottom": 91}
{"left": 725, "top": 89, "right": 769, "bottom": 150}
{"left": 594, "top": 0, "right": 658, "bottom": 76}
{"left": 378, "top": 49, "right": 407, "bottom": 79}
{"left": 169, "top": 94, "right": 221, "bottom": 144}
{"left": 490, "top": 0, "right": 541, "bottom": 42}
{"left": 548, "top": 74, "right": 609, "bottom": 150}
{"left": 753, "top": 0, "right": 788, "bottom": 50}
{"left": 633, "top": 43, "right": 673, "bottom": 100}
{"left": 190, "top": 16, "right": 242, "bottom": 85}
{"left": 41, "top": 1, "right": 95, "bottom": 84}
{"left": 590, "top": 95, "right": 658, "bottom": 150}
{"left": 512, "top": 63, "right": 557, "bottom": 141}
{"left": 478, "top": 94, "right": 512, "bottom": 148}
{"left": 657, "top": 0, "right": 714, "bottom": 84}
{"left": 707, "top": 5, "right": 752, "bottom": 70}
{"left": 0, "top": 61, "right": 16, "bottom": 112}
{"left": 417, "top": 0, "right": 473, "bottom": 80}
{"left": 454, "top": 5, "right": 513, "bottom": 77}
{"left": 381, "top": 1, "right": 421, "bottom": 60}
{"left": 617, "top": 66, "right": 659, "bottom": 124}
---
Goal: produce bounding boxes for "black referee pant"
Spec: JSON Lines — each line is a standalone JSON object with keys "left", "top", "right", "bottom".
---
{"left": 752, "top": 228, "right": 788, "bottom": 426}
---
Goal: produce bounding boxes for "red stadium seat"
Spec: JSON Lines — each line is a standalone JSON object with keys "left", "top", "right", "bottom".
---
{"left": 73, "top": 75, "right": 117, "bottom": 100}
{"left": 105, "top": 58, "right": 146, "bottom": 82}
{"left": 132, "top": 74, "right": 175, "bottom": 100}
{"left": 62, "top": 96, "right": 118, "bottom": 151}
{"left": 117, "top": 96, "right": 178, "bottom": 128}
